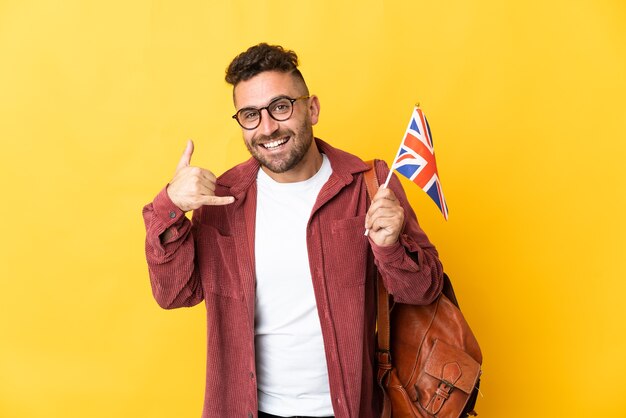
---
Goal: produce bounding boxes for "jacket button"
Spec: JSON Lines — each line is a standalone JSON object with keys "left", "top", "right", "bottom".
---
{"left": 169, "top": 211, "right": 176, "bottom": 218}
{"left": 247, "top": 412, "right": 253, "bottom": 418}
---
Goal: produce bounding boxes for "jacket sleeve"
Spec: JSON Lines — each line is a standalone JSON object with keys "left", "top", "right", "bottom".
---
{"left": 142, "top": 186, "right": 204, "bottom": 309}
{"left": 368, "top": 160, "right": 444, "bottom": 305}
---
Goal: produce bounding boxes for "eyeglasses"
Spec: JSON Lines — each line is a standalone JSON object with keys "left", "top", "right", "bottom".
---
{"left": 232, "top": 95, "right": 310, "bottom": 130}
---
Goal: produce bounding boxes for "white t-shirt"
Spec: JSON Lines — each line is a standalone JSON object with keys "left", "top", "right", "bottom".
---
{"left": 254, "top": 154, "right": 334, "bottom": 416}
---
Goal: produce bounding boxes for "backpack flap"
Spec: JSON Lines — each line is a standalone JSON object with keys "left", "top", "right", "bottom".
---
{"left": 420, "top": 339, "right": 481, "bottom": 415}
{"left": 424, "top": 339, "right": 481, "bottom": 394}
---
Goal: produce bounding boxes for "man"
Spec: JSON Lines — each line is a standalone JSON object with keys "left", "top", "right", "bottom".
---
{"left": 143, "top": 43, "right": 443, "bottom": 418}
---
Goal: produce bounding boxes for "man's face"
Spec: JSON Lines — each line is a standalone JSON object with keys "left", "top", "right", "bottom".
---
{"left": 233, "top": 71, "right": 319, "bottom": 175}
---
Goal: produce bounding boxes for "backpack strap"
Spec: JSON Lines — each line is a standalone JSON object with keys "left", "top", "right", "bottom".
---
{"left": 363, "top": 160, "right": 393, "bottom": 418}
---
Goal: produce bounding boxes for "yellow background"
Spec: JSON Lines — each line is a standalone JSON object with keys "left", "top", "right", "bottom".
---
{"left": 1, "top": 0, "right": 625, "bottom": 417}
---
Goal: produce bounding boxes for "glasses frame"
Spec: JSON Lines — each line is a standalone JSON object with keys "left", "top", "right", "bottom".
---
{"left": 232, "top": 95, "right": 310, "bottom": 130}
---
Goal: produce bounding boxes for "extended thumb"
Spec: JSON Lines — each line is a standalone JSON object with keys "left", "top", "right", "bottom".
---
{"left": 176, "top": 139, "right": 194, "bottom": 171}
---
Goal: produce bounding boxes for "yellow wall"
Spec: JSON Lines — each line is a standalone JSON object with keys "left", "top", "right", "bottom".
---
{"left": 1, "top": 1, "right": 625, "bottom": 416}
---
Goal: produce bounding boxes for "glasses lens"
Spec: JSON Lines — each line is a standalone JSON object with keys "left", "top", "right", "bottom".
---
{"left": 235, "top": 97, "right": 301, "bottom": 129}
{"left": 237, "top": 108, "right": 261, "bottom": 129}
{"left": 268, "top": 98, "right": 294, "bottom": 121}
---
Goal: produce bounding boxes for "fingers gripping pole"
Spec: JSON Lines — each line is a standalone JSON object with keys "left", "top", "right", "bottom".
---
{"left": 364, "top": 168, "right": 394, "bottom": 236}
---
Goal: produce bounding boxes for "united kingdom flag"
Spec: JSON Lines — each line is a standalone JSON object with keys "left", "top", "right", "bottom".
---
{"left": 390, "top": 106, "right": 449, "bottom": 220}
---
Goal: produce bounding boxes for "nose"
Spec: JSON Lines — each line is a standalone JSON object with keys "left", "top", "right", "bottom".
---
{"left": 257, "top": 108, "right": 280, "bottom": 136}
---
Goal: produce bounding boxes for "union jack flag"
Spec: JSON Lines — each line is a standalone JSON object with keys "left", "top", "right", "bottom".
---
{"left": 390, "top": 106, "right": 449, "bottom": 220}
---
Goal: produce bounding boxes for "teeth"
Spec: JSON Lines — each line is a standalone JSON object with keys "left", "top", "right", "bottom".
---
{"left": 262, "top": 138, "right": 288, "bottom": 149}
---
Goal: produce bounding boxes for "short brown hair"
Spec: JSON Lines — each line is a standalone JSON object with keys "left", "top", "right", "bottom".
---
{"left": 225, "top": 43, "right": 307, "bottom": 89}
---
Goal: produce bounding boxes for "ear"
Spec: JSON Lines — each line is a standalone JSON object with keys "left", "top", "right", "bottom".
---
{"left": 308, "top": 95, "right": 321, "bottom": 125}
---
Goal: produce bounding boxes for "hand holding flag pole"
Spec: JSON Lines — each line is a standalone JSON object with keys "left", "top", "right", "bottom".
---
{"left": 365, "top": 104, "right": 448, "bottom": 236}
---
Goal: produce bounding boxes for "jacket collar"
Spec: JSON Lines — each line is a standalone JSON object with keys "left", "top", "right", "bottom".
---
{"left": 217, "top": 138, "right": 370, "bottom": 198}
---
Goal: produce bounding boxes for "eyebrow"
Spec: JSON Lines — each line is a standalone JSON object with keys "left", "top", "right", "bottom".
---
{"left": 236, "top": 95, "right": 292, "bottom": 112}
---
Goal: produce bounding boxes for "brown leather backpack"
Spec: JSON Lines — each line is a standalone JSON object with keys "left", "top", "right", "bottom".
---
{"left": 364, "top": 162, "right": 482, "bottom": 417}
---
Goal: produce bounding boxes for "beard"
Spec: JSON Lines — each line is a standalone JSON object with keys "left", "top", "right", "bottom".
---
{"left": 245, "top": 118, "right": 314, "bottom": 174}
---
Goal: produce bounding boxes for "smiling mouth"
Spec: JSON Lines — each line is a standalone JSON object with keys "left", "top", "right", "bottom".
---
{"left": 260, "top": 137, "right": 289, "bottom": 149}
